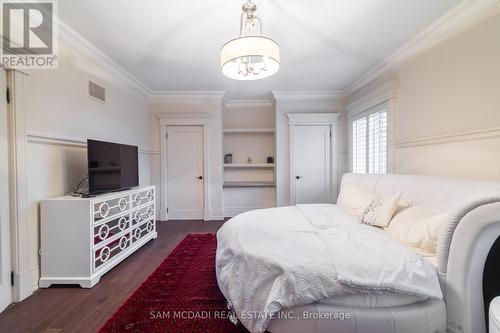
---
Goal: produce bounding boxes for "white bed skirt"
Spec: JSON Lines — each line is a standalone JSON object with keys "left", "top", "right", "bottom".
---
{"left": 267, "top": 298, "right": 446, "bottom": 333}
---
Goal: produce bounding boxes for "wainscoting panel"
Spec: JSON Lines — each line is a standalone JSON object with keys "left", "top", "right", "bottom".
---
{"left": 26, "top": 142, "right": 87, "bottom": 291}
{"left": 396, "top": 129, "right": 500, "bottom": 181}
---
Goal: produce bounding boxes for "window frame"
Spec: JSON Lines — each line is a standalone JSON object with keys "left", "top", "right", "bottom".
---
{"left": 350, "top": 102, "right": 390, "bottom": 174}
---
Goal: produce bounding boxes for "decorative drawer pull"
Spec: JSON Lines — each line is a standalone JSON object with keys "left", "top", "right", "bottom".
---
{"left": 134, "top": 210, "right": 142, "bottom": 222}
{"left": 147, "top": 221, "right": 154, "bottom": 233}
{"left": 147, "top": 191, "right": 154, "bottom": 202}
{"left": 133, "top": 228, "right": 142, "bottom": 241}
{"left": 118, "top": 216, "right": 128, "bottom": 230}
{"left": 98, "top": 224, "right": 110, "bottom": 240}
{"left": 100, "top": 246, "right": 111, "bottom": 263}
{"left": 147, "top": 205, "right": 154, "bottom": 216}
{"left": 98, "top": 202, "right": 110, "bottom": 218}
{"left": 118, "top": 198, "right": 128, "bottom": 211}
{"left": 119, "top": 236, "right": 129, "bottom": 250}
{"left": 134, "top": 194, "right": 142, "bottom": 206}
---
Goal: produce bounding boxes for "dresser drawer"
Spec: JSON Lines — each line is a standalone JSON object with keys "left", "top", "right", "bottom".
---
{"left": 93, "top": 215, "right": 130, "bottom": 246}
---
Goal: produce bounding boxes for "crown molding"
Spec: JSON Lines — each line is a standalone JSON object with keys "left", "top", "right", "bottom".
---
{"left": 155, "top": 111, "right": 214, "bottom": 126}
{"left": 272, "top": 90, "right": 344, "bottom": 101}
{"left": 346, "top": 80, "right": 398, "bottom": 116}
{"left": 224, "top": 99, "right": 273, "bottom": 108}
{"left": 287, "top": 112, "right": 340, "bottom": 125}
{"left": 150, "top": 90, "right": 226, "bottom": 97}
{"left": 149, "top": 91, "right": 226, "bottom": 105}
{"left": 154, "top": 111, "right": 213, "bottom": 120}
{"left": 57, "top": 18, "right": 152, "bottom": 97}
{"left": 345, "top": 0, "right": 500, "bottom": 96}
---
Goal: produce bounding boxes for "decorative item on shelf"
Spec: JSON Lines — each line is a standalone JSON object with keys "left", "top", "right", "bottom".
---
{"left": 224, "top": 153, "right": 233, "bottom": 164}
{"left": 220, "top": 0, "right": 280, "bottom": 80}
{"left": 267, "top": 156, "right": 274, "bottom": 164}
{"left": 247, "top": 156, "right": 252, "bottom": 164}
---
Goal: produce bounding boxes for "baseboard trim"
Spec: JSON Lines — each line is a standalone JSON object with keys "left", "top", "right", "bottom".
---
{"left": 223, "top": 207, "right": 267, "bottom": 218}
{"left": 32, "top": 267, "right": 39, "bottom": 291}
{"left": 208, "top": 209, "right": 224, "bottom": 221}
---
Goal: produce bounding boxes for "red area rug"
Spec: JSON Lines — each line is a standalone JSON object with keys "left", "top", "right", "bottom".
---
{"left": 99, "top": 233, "right": 248, "bottom": 333}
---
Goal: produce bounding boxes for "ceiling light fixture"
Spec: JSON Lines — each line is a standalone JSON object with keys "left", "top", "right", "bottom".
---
{"left": 220, "top": 0, "right": 280, "bottom": 80}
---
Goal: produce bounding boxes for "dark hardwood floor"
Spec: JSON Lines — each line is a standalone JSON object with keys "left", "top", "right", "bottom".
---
{"left": 0, "top": 220, "right": 226, "bottom": 333}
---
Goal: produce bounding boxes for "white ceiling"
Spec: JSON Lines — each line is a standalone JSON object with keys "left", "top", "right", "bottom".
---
{"left": 59, "top": 0, "right": 460, "bottom": 98}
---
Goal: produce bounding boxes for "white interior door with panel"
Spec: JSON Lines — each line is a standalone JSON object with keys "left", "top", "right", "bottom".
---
{"left": 0, "top": 68, "right": 12, "bottom": 312}
{"left": 287, "top": 113, "right": 339, "bottom": 206}
{"left": 166, "top": 126, "right": 204, "bottom": 220}
{"left": 292, "top": 125, "right": 332, "bottom": 204}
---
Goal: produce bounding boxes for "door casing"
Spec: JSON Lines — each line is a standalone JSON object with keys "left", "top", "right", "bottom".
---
{"left": 0, "top": 68, "right": 12, "bottom": 312}
{"left": 158, "top": 112, "right": 213, "bottom": 221}
{"left": 287, "top": 113, "right": 340, "bottom": 206}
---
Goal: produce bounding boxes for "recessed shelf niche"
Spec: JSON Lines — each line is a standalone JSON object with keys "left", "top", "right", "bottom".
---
{"left": 223, "top": 100, "right": 276, "bottom": 217}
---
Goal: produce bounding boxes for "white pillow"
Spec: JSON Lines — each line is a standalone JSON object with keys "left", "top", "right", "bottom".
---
{"left": 337, "top": 184, "right": 375, "bottom": 218}
{"left": 359, "top": 192, "right": 402, "bottom": 227}
{"left": 387, "top": 206, "right": 449, "bottom": 256}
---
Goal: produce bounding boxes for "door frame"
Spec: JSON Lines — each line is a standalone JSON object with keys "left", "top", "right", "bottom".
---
{"left": 157, "top": 112, "right": 212, "bottom": 221}
{"left": 287, "top": 113, "right": 340, "bottom": 205}
{"left": 4, "top": 69, "right": 33, "bottom": 303}
{"left": 0, "top": 67, "right": 12, "bottom": 311}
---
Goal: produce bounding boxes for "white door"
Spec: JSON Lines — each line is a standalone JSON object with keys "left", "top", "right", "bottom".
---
{"left": 166, "top": 126, "right": 204, "bottom": 220}
{"left": 292, "top": 125, "right": 332, "bottom": 204}
{"left": 0, "top": 68, "right": 12, "bottom": 312}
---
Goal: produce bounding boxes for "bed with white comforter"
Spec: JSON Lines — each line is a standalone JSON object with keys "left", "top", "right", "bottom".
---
{"left": 216, "top": 204, "right": 442, "bottom": 333}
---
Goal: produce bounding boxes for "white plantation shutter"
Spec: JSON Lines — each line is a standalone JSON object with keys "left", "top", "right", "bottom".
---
{"left": 368, "top": 111, "right": 387, "bottom": 174}
{"left": 352, "top": 118, "right": 367, "bottom": 174}
{"left": 351, "top": 108, "right": 388, "bottom": 174}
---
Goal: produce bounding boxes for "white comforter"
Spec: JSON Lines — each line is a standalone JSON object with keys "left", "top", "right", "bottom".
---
{"left": 215, "top": 204, "right": 442, "bottom": 333}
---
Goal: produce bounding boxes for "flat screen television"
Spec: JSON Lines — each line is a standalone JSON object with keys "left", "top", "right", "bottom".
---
{"left": 87, "top": 139, "right": 139, "bottom": 195}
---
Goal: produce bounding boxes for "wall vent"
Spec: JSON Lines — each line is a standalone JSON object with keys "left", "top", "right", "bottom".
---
{"left": 88, "top": 81, "right": 106, "bottom": 102}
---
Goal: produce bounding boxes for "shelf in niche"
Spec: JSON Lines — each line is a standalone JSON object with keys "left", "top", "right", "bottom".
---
{"left": 224, "top": 163, "right": 275, "bottom": 169}
{"left": 223, "top": 181, "right": 275, "bottom": 188}
{"left": 223, "top": 128, "right": 275, "bottom": 134}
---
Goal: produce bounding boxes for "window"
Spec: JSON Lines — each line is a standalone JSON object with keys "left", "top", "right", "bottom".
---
{"left": 351, "top": 108, "right": 388, "bottom": 174}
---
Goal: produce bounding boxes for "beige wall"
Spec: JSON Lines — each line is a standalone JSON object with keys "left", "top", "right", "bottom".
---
{"left": 348, "top": 11, "right": 500, "bottom": 181}
{"left": 21, "top": 40, "right": 152, "bottom": 293}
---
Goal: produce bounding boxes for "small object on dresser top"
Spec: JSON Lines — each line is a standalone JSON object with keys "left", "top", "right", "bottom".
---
{"left": 247, "top": 156, "right": 252, "bottom": 164}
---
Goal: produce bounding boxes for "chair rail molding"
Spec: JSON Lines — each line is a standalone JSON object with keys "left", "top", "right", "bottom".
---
{"left": 396, "top": 127, "right": 500, "bottom": 148}
{"left": 25, "top": 132, "right": 159, "bottom": 154}
{"left": 157, "top": 112, "right": 214, "bottom": 221}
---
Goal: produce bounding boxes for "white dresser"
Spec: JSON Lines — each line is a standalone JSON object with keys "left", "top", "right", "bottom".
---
{"left": 40, "top": 186, "right": 157, "bottom": 288}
